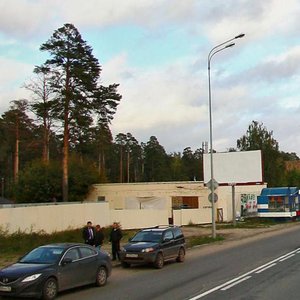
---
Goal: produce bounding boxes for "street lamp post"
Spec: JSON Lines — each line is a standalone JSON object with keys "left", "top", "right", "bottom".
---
{"left": 208, "top": 34, "right": 245, "bottom": 239}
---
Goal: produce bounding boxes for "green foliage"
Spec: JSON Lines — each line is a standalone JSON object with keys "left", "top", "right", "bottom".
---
{"left": 143, "top": 136, "right": 172, "bottom": 182}
{"left": 216, "top": 217, "right": 276, "bottom": 229}
{"left": 39, "top": 23, "right": 121, "bottom": 201}
{"left": 68, "top": 156, "right": 100, "bottom": 202}
{"left": 0, "top": 228, "right": 83, "bottom": 255}
{"left": 1, "top": 23, "right": 300, "bottom": 200}
{"left": 283, "top": 169, "right": 300, "bottom": 187}
{"left": 182, "top": 147, "right": 204, "bottom": 181}
{"left": 13, "top": 156, "right": 100, "bottom": 203}
{"left": 237, "top": 120, "right": 285, "bottom": 186}
{"left": 14, "top": 160, "right": 62, "bottom": 203}
{"left": 0, "top": 227, "right": 136, "bottom": 258}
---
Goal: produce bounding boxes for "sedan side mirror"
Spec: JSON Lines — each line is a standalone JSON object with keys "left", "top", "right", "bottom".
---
{"left": 61, "top": 258, "right": 72, "bottom": 266}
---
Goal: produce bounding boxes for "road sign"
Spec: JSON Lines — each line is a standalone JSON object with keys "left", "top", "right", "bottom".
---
{"left": 208, "top": 192, "right": 218, "bottom": 203}
{"left": 206, "top": 179, "right": 219, "bottom": 191}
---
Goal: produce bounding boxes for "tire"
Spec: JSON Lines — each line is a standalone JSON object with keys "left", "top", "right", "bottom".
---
{"left": 95, "top": 266, "right": 108, "bottom": 287}
{"left": 153, "top": 253, "right": 164, "bottom": 269}
{"left": 176, "top": 247, "right": 185, "bottom": 262}
{"left": 121, "top": 261, "right": 131, "bottom": 268}
{"left": 42, "top": 278, "right": 58, "bottom": 300}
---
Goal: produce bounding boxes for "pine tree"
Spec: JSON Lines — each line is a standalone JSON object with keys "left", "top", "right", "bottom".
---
{"left": 39, "top": 23, "right": 121, "bottom": 201}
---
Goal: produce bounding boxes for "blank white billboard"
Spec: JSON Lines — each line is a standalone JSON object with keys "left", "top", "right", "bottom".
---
{"left": 203, "top": 150, "right": 263, "bottom": 184}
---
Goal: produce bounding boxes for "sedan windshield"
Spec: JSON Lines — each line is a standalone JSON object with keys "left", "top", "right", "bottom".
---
{"left": 131, "top": 231, "right": 162, "bottom": 243}
{"left": 20, "top": 247, "right": 64, "bottom": 264}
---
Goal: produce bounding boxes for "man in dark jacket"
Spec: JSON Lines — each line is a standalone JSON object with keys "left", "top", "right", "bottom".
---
{"left": 82, "top": 221, "right": 95, "bottom": 245}
{"left": 109, "top": 222, "right": 122, "bottom": 260}
{"left": 94, "top": 224, "right": 105, "bottom": 249}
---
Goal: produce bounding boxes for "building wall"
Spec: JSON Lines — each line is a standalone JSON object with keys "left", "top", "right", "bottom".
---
{"left": 86, "top": 181, "right": 266, "bottom": 222}
{"left": 86, "top": 181, "right": 208, "bottom": 218}
{"left": 0, "top": 182, "right": 266, "bottom": 234}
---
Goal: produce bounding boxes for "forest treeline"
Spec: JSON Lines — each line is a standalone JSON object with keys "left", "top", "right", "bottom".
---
{"left": 0, "top": 24, "right": 299, "bottom": 203}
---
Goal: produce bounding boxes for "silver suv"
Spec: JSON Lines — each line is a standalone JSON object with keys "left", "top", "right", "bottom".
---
{"left": 119, "top": 225, "right": 185, "bottom": 269}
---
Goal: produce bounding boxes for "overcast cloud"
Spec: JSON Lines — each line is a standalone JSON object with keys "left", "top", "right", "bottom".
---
{"left": 1, "top": 0, "right": 300, "bottom": 155}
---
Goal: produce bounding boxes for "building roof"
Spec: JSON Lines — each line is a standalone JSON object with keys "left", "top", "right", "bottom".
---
{"left": 260, "top": 187, "right": 299, "bottom": 196}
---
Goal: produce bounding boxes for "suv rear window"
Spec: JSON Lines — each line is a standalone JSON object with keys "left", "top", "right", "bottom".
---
{"left": 163, "top": 230, "right": 174, "bottom": 240}
{"left": 173, "top": 227, "right": 184, "bottom": 239}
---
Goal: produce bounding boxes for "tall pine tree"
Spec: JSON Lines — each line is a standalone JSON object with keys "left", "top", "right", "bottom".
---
{"left": 40, "top": 23, "right": 121, "bottom": 201}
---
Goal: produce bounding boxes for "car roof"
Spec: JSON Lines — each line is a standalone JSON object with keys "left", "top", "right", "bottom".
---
{"left": 40, "top": 243, "right": 88, "bottom": 249}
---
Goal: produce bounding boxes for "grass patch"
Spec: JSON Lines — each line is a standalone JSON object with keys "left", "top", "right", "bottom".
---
{"left": 0, "top": 227, "right": 137, "bottom": 257}
{"left": 216, "top": 217, "right": 278, "bottom": 229}
{"left": 187, "top": 235, "right": 224, "bottom": 248}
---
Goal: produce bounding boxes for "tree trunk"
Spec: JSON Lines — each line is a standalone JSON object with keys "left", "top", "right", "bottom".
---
{"left": 42, "top": 122, "right": 50, "bottom": 164}
{"left": 14, "top": 122, "right": 19, "bottom": 183}
{"left": 119, "top": 146, "right": 123, "bottom": 183}
{"left": 42, "top": 77, "right": 50, "bottom": 164}
{"left": 62, "top": 65, "right": 70, "bottom": 202}
{"left": 62, "top": 121, "right": 69, "bottom": 202}
{"left": 127, "top": 151, "right": 130, "bottom": 183}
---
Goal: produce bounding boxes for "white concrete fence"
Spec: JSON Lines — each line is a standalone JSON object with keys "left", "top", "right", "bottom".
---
{"left": 0, "top": 202, "right": 212, "bottom": 234}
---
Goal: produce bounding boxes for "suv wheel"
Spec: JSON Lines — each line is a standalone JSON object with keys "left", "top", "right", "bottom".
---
{"left": 176, "top": 247, "right": 185, "bottom": 262}
{"left": 153, "top": 252, "right": 164, "bottom": 269}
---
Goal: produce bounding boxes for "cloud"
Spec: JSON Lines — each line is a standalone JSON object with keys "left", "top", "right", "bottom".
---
{"left": 1, "top": 0, "right": 300, "bottom": 156}
{"left": 0, "top": 57, "right": 32, "bottom": 111}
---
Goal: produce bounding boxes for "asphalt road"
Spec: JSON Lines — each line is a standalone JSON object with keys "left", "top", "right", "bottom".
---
{"left": 53, "top": 223, "right": 300, "bottom": 300}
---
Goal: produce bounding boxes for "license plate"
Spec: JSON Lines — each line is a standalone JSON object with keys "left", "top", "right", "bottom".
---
{"left": 0, "top": 286, "right": 11, "bottom": 292}
{"left": 126, "top": 253, "right": 138, "bottom": 258}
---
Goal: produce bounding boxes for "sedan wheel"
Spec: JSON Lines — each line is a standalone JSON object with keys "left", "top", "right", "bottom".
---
{"left": 153, "top": 253, "right": 164, "bottom": 269}
{"left": 42, "top": 278, "right": 58, "bottom": 300}
{"left": 176, "top": 247, "right": 185, "bottom": 262}
{"left": 96, "top": 266, "right": 108, "bottom": 287}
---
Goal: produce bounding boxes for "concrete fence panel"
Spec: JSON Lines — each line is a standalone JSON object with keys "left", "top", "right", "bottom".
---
{"left": 110, "top": 209, "right": 169, "bottom": 229}
{"left": 0, "top": 202, "right": 111, "bottom": 234}
{"left": 173, "top": 208, "right": 211, "bottom": 226}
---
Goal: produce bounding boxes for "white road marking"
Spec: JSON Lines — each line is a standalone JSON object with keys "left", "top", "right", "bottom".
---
{"left": 279, "top": 254, "right": 295, "bottom": 262}
{"left": 220, "top": 276, "right": 252, "bottom": 291}
{"left": 255, "top": 263, "right": 276, "bottom": 274}
{"left": 188, "top": 248, "right": 300, "bottom": 300}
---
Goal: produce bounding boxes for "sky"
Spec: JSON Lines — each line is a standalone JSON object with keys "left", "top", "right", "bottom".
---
{"left": 1, "top": 0, "right": 300, "bottom": 156}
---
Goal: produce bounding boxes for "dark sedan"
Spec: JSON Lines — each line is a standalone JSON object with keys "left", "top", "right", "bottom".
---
{"left": 0, "top": 243, "right": 112, "bottom": 300}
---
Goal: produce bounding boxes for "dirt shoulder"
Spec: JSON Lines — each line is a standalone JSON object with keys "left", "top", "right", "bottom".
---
{"left": 1, "top": 222, "right": 300, "bottom": 268}
{"left": 182, "top": 222, "right": 300, "bottom": 242}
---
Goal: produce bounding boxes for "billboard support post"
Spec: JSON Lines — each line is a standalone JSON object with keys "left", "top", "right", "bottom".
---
{"left": 229, "top": 183, "right": 236, "bottom": 226}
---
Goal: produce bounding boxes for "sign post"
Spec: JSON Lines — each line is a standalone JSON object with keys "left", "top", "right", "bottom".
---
{"left": 229, "top": 183, "right": 236, "bottom": 226}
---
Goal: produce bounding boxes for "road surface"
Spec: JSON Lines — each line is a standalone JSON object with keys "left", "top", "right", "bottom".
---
{"left": 56, "top": 223, "right": 300, "bottom": 300}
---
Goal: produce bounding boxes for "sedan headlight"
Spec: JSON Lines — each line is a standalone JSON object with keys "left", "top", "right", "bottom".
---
{"left": 141, "top": 247, "right": 154, "bottom": 253}
{"left": 22, "top": 274, "right": 42, "bottom": 282}
{"left": 120, "top": 247, "right": 126, "bottom": 252}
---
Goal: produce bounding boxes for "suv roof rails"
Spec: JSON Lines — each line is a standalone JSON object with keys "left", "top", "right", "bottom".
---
{"left": 153, "top": 225, "right": 177, "bottom": 228}
{"left": 140, "top": 225, "right": 178, "bottom": 231}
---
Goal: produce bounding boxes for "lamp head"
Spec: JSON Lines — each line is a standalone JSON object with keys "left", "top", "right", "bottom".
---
{"left": 225, "top": 42, "right": 235, "bottom": 48}
{"left": 235, "top": 33, "right": 245, "bottom": 39}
